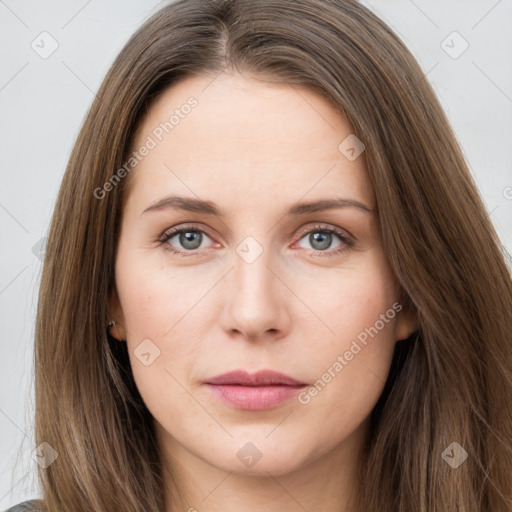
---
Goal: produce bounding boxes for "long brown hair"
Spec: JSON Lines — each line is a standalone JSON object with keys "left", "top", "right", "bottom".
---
{"left": 33, "top": 0, "right": 512, "bottom": 511}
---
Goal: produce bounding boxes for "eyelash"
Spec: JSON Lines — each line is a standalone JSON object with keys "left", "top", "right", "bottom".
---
{"left": 158, "top": 223, "right": 355, "bottom": 258}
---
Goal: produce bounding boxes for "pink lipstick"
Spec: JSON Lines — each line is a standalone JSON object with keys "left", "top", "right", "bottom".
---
{"left": 204, "top": 370, "right": 307, "bottom": 411}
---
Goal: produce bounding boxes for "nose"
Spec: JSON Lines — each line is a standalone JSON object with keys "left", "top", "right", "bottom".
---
{"left": 218, "top": 245, "right": 291, "bottom": 343}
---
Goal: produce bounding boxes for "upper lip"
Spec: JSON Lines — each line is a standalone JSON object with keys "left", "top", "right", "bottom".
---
{"left": 204, "top": 370, "right": 306, "bottom": 387}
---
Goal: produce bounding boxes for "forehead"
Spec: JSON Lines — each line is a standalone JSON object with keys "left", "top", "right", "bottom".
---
{"left": 126, "top": 72, "right": 375, "bottom": 211}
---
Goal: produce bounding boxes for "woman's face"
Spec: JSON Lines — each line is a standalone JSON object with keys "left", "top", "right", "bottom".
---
{"left": 111, "top": 72, "right": 417, "bottom": 477}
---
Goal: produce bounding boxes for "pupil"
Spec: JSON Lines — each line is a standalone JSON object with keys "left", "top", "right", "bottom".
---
{"left": 180, "top": 231, "right": 201, "bottom": 250}
{"left": 311, "top": 232, "right": 331, "bottom": 250}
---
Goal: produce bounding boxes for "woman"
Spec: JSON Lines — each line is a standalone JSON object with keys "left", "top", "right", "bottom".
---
{"left": 7, "top": 0, "right": 512, "bottom": 511}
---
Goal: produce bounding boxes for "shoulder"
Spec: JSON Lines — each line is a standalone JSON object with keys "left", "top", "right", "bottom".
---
{"left": 4, "top": 500, "right": 43, "bottom": 512}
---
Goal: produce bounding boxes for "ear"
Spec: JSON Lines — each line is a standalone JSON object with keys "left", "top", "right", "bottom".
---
{"left": 107, "top": 289, "right": 127, "bottom": 341}
{"left": 394, "top": 306, "right": 419, "bottom": 341}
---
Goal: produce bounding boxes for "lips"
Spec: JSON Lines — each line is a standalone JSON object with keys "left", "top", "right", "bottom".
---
{"left": 205, "top": 369, "right": 306, "bottom": 387}
{"left": 204, "top": 370, "right": 307, "bottom": 411}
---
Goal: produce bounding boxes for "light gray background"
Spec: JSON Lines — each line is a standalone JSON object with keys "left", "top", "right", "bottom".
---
{"left": 1, "top": 0, "right": 511, "bottom": 508}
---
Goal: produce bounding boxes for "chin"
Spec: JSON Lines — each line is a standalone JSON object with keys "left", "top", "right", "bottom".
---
{"left": 206, "top": 439, "right": 313, "bottom": 477}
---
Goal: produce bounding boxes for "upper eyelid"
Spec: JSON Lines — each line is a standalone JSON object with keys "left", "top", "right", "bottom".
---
{"left": 296, "top": 223, "right": 352, "bottom": 239}
{"left": 161, "top": 223, "right": 214, "bottom": 240}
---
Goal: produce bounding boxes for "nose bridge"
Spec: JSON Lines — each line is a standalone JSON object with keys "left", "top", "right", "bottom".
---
{"left": 232, "top": 234, "right": 274, "bottom": 298}
{"left": 220, "top": 233, "right": 288, "bottom": 340}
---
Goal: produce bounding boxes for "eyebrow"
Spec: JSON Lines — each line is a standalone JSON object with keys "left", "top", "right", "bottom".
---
{"left": 142, "top": 195, "right": 374, "bottom": 216}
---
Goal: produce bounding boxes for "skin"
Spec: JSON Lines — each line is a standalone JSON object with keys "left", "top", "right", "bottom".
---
{"left": 110, "top": 72, "right": 418, "bottom": 512}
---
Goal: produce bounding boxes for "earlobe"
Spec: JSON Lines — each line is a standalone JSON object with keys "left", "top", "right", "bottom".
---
{"left": 108, "top": 320, "right": 126, "bottom": 341}
{"left": 395, "top": 307, "right": 419, "bottom": 341}
{"left": 107, "top": 290, "right": 127, "bottom": 341}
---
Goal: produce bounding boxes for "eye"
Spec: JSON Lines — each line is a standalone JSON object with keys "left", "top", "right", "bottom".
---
{"left": 158, "top": 225, "right": 215, "bottom": 255}
{"left": 158, "top": 223, "right": 354, "bottom": 258}
{"left": 294, "top": 224, "right": 354, "bottom": 256}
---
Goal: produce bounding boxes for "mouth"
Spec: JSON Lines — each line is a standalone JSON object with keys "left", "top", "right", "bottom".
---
{"left": 204, "top": 369, "right": 308, "bottom": 411}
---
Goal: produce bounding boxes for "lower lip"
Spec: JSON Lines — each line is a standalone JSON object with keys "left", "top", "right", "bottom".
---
{"left": 205, "top": 384, "right": 305, "bottom": 410}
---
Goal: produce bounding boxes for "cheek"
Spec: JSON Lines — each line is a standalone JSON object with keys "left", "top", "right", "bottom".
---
{"left": 295, "top": 251, "right": 399, "bottom": 430}
{"left": 309, "top": 249, "right": 398, "bottom": 351}
{"left": 115, "top": 260, "right": 208, "bottom": 433}
{"left": 114, "top": 245, "right": 195, "bottom": 384}
{"left": 115, "top": 244, "right": 203, "bottom": 339}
